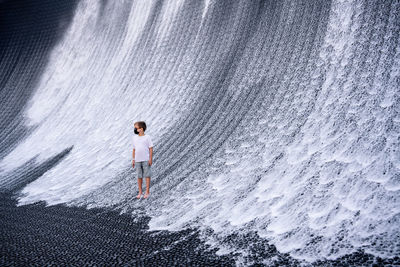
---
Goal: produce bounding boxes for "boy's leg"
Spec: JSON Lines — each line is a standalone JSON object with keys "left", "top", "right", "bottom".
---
{"left": 136, "top": 162, "right": 144, "bottom": 198}
{"left": 137, "top": 178, "right": 143, "bottom": 198}
{"left": 143, "top": 162, "right": 151, "bottom": 198}
{"left": 144, "top": 177, "right": 150, "bottom": 196}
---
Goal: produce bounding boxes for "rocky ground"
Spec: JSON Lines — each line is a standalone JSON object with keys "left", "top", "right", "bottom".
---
{"left": 1, "top": 192, "right": 398, "bottom": 266}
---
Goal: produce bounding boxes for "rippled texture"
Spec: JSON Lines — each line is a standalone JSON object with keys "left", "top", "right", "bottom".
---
{"left": 1, "top": 0, "right": 399, "bottom": 263}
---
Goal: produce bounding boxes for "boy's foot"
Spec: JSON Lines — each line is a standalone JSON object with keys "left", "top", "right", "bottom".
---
{"left": 136, "top": 193, "right": 142, "bottom": 199}
{"left": 143, "top": 193, "right": 150, "bottom": 199}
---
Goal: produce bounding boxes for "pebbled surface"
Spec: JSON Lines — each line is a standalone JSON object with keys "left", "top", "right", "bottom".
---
{"left": 1, "top": 192, "right": 399, "bottom": 266}
{"left": 0, "top": 193, "right": 235, "bottom": 266}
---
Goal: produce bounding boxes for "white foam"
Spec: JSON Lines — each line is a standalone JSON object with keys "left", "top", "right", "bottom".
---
{"left": 2, "top": 0, "right": 399, "bottom": 264}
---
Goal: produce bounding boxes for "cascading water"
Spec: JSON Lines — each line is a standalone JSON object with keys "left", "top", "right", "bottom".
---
{"left": 1, "top": 0, "right": 399, "bottom": 265}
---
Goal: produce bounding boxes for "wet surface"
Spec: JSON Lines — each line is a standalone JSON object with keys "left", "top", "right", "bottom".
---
{"left": 1, "top": 192, "right": 398, "bottom": 266}
{"left": 0, "top": 193, "right": 235, "bottom": 266}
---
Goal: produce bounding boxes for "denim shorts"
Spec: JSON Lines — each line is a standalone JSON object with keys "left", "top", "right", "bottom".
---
{"left": 136, "top": 161, "right": 151, "bottom": 178}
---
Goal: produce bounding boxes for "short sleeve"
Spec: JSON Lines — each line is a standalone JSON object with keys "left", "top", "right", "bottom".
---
{"left": 148, "top": 136, "right": 153, "bottom": 148}
{"left": 132, "top": 136, "right": 135, "bottom": 149}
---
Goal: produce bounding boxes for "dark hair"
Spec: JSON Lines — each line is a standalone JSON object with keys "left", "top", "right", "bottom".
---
{"left": 135, "top": 121, "right": 147, "bottom": 131}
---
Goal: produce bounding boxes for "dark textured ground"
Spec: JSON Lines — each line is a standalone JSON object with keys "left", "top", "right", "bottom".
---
{"left": 0, "top": 192, "right": 235, "bottom": 266}
{"left": 1, "top": 192, "right": 398, "bottom": 266}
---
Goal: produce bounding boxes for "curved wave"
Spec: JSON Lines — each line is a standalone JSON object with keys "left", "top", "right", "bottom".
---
{"left": 0, "top": 0, "right": 399, "bottom": 263}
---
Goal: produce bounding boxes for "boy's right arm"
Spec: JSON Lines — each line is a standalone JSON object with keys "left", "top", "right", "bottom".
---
{"left": 132, "top": 149, "right": 135, "bottom": 167}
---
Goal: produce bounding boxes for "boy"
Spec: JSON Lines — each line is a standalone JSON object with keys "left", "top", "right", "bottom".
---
{"left": 132, "top": 121, "right": 153, "bottom": 199}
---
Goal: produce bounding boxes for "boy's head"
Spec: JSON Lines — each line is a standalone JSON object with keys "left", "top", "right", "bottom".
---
{"left": 134, "top": 121, "right": 146, "bottom": 134}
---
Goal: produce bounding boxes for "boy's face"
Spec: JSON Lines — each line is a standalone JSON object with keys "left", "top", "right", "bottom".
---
{"left": 134, "top": 124, "right": 144, "bottom": 134}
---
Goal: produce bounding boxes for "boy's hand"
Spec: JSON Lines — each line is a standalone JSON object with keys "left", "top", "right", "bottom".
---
{"left": 132, "top": 160, "right": 135, "bottom": 168}
{"left": 148, "top": 159, "right": 152, "bottom": 166}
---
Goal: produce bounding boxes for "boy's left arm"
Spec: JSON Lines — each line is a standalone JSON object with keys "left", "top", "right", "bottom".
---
{"left": 149, "top": 147, "right": 153, "bottom": 165}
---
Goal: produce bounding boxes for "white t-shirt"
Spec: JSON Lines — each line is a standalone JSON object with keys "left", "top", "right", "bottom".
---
{"left": 133, "top": 135, "right": 153, "bottom": 162}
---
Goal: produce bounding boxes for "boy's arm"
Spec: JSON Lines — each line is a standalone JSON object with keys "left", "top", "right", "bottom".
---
{"left": 149, "top": 147, "right": 153, "bottom": 165}
{"left": 148, "top": 136, "right": 154, "bottom": 165}
{"left": 132, "top": 149, "right": 135, "bottom": 167}
{"left": 132, "top": 138, "right": 135, "bottom": 160}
